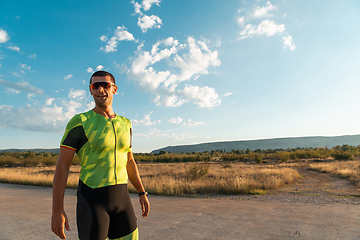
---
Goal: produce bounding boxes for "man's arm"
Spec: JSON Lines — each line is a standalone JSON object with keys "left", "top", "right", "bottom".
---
{"left": 51, "top": 147, "right": 75, "bottom": 239}
{"left": 126, "top": 151, "right": 150, "bottom": 217}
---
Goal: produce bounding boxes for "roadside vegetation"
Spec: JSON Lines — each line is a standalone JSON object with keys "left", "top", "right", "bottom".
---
{"left": 308, "top": 160, "right": 360, "bottom": 187}
{"left": 0, "top": 144, "right": 359, "bottom": 195}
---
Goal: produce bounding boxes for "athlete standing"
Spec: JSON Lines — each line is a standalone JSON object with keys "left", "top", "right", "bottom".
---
{"left": 51, "top": 70, "right": 149, "bottom": 239}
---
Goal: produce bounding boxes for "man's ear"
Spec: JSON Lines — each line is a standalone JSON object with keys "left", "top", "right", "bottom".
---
{"left": 113, "top": 85, "right": 118, "bottom": 94}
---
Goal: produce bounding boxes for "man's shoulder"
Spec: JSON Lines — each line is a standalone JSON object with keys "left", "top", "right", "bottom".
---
{"left": 116, "top": 115, "right": 132, "bottom": 125}
{"left": 77, "top": 110, "right": 95, "bottom": 119}
{"left": 67, "top": 110, "right": 92, "bottom": 125}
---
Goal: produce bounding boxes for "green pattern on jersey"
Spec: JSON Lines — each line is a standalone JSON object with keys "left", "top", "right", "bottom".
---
{"left": 61, "top": 110, "right": 132, "bottom": 189}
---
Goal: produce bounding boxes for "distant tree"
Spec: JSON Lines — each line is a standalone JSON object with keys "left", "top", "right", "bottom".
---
{"left": 254, "top": 153, "right": 263, "bottom": 164}
{"left": 25, "top": 151, "right": 36, "bottom": 158}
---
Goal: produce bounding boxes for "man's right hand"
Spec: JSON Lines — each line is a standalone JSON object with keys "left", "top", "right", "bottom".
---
{"left": 51, "top": 210, "right": 70, "bottom": 239}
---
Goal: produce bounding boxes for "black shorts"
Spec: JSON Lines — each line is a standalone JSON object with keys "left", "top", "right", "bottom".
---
{"left": 76, "top": 180, "right": 138, "bottom": 240}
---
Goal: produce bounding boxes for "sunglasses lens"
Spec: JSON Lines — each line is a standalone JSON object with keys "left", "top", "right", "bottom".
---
{"left": 91, "top": 82, "right": 112, "bottom": 89}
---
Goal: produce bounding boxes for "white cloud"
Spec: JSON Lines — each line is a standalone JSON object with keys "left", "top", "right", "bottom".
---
{"left": 0, "top": 91, "right": 94, "bottom": 133}
{"left": 5, "top": 88, "right": 20, "bottom": 94}
{"left": 87, "top": 67, "right": 94, "bottom": 73}
{"left": 215, "top": 39, "right": 222, "bottom": 47}
{"left": 68, "top": 89, "right": 86, "bottom": 99}
{"left": 154, "top": 95, "right": 187, "bottom": 107}
{"left": 64, "top": 74, "right": 73, "bottom": 80}
{"left": 168, "top": 132, "right": 196, "bottom": 141}
{"left": 131, "top": 1, "right": 162, "bottom": 32}
{"left": 27, "top": 93, "right": 35, "bottom": 99}
{"left": 180, "top": 85, "right": 221, "bottom": 108}
{"left": 251, "top": 1, "right": 276, "bottom": 18}
{"left": 100, "top": 35, "right": 107, "bottom": 42}
{"left": 0, "top": 29, "right": 10, "bottom": 43}
{"left": 133, "top": 1, "right": 142, "bottom": 14}
{"left": 132, "top": 0, "right": 161, "bottom": 13}
{"left": 142, "top": 0, "right": 161, "bottom": 11}
{"left": 137, "top": 15, "right": 162, "bottom": 33}
{"left": 0, "top": 79, "right": 43, "bottom": 95}
{"left": 133, "top": 127, "right": 208, "bottom": 141}
{"left": 224, "top": 92, "right": 232, "bottom": 97}
{"left": 96, "top": 65, "right": 104, "bottom": 71}
{"left": 183, "top": 119, "right": 205, "bottom": 127}
{"left": 100, "top": 26, "right": 136, "bottom": 53}
{"left": 168, "top": 117, "right": 183, "bottom": 124}
{"left": 236, "top": 16, "right": 245, "bottom": 27}
{"left": 132, "top": 111, "right": 158, "bottom": 126}
{"left": 20, "top": 63, "right": 31, "bottom": 71}
{"left": 29, "top": 54, "right": 36, "bottom": 59}
{"left": 86, "top": 101, "right": 95, "bottom": 110}
{"left": 46, "top": 98, "right": 55, "bottom": 106}
{"left": 134, "top": 127, "right": 169, "bottom": 138}
{"left": 8, "top": 46, "right": 20, "bottom": 51}
{"left": 127, "top": 36, "right": 221, "bottom": 108}
{"left": 239, "top": 20, "right": 285, "bottom": 39}
{"left": 11, "top": 72, "right": 22, "bottom": 77}
{"left": 114, "top": 61, "right": 128, "bottom": 74}
{"left": 283, "top": 35, "right": 296, "bottom": 50}
{"left": 236, "top": 2, "right": 295, "bottom": 50}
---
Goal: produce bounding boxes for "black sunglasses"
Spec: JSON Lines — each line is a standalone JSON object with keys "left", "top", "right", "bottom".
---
{"left": 90, "top": 81, "right": 115, "bottom": 90}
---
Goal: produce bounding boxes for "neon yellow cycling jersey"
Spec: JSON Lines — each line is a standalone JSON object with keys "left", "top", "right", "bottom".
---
{"left": 60, "top": 110, "right": 132, "bottom": 189}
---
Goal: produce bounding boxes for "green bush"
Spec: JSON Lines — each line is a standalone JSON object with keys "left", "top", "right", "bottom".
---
{"left": 0, "top": 155, "right": 17, "bottom": 167}
{"left": 42, "top": 156, "right": 58, "bottom": 166}
{"left": 187, "top": 164, "right": 209, "bottom": 180}
{"left": 221, "top": 154, "right": 244, "bottom": 161}
{"left": 254, "top": 153, "right": 263, "bottom": 164}
{"left": 277, "top": 152, "right": 290, "bottom": 162}
{"left": 331, "top": 150, "right": 353, "bottom": 160}
{"left": 134, "top": 153, "right": 210, "bottom": 163}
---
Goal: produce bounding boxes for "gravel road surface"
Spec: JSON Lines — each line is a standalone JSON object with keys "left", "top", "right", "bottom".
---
{"left": 0, "top": 181, "right": 359, "bottom": 240}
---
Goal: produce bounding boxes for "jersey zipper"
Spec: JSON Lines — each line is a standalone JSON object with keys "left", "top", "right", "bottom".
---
{"left": 111, "top": 120, "right": 117, "bottom": 184}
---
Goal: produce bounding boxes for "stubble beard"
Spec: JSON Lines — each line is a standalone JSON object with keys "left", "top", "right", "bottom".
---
{"left": 94, "top": 95, "right": 112, "bottom": 109}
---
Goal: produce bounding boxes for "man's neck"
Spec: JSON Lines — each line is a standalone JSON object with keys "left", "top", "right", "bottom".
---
{"left": 92, "top": 106, "right": 116, "bottom": 119}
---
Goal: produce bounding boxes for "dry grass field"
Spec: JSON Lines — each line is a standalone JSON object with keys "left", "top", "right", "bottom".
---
{"left": 1, "top": 156, "right": 359, "bottom": 196}
{"left": 0, "top": 162, "right": 300, "bottom": 196}
{"left": 0, "top": 166, "right": 80, "bottom": 188}
{"left": 130, "top": 162, "right": 300, "bottom": 195}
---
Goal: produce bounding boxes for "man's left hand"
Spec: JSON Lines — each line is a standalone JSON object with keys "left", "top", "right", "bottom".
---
{"left": 139, "top": 195, "right": 150, "bottom": 217}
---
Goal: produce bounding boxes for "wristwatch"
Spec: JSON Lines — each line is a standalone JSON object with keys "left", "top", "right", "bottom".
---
{"left": 138, "top": 191, "right": 148, "bottom": 197}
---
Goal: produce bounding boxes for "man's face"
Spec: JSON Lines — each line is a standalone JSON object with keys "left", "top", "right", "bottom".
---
{"left": 89, "top": 76, "right": 118, "bottom": 108}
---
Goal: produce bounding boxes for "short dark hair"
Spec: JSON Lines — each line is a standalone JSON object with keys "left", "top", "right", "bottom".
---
{"left": 90, "top": 70, "right": 116, "bottom": 85}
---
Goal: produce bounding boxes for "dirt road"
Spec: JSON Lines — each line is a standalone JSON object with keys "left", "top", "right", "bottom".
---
{"left": 0, "top": 169, "right": 359, "bottom": 240}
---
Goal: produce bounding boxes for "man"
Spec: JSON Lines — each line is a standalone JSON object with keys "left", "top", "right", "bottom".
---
{"left": 51, "top": 70, "right": 149, "bottom": 240}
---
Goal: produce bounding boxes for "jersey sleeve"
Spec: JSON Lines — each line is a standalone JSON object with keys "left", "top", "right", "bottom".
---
{"left": 60, "top": 115, "right": 88, "bottom": 152}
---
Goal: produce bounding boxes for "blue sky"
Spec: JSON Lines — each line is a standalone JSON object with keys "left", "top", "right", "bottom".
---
{"left": 1, "top": 0, "right": 360, "bottom": 153}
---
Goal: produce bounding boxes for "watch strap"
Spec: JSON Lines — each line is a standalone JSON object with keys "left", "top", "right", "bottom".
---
{"left": 138, "top": 191, "right": 148, "bottom": 197}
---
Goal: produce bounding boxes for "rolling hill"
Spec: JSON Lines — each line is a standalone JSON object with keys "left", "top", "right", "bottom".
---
{"left": 0, "top": 148, "right": 60, "bottom": 154}
{"left": 151, "top": 135, "right": 360, "bottom": 153}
